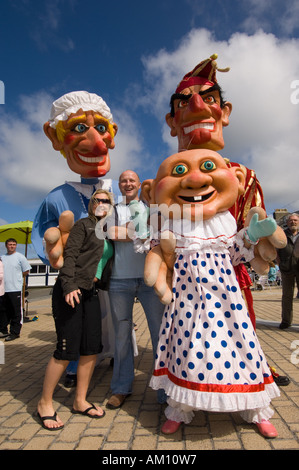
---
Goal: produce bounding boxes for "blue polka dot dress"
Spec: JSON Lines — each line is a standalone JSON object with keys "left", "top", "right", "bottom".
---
{"left": 150, "top": 212, "right": 280, "bottom": 424}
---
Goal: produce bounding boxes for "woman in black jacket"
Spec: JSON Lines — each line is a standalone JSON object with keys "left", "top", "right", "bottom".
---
{"left": 37, "top": 190, "right": 114, "bottom": 430}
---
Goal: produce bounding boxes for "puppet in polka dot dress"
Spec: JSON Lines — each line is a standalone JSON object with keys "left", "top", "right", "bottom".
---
{"left": 142, "top": 149, "right": 281, "bottom": 438}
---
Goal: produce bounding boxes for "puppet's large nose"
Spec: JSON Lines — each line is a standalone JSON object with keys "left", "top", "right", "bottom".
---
{"left": 80, "top": 127, "right": 109, "bottom": 155}
{"left": 188, "top": 93, "right": 207, "bottom": 113}
{"left": 180, "top": 169, "right": 212, "bottom": 189}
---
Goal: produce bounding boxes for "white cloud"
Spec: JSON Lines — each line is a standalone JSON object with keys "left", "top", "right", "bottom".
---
{"left": 107, "top": 108, "right": 148, "bottom": 180}
{"left": 140, "top": 28, "right": 299, "bottom": 214}
{"left": 241, "top": 0, "right": 299, "bottom": 36}
{"left": 0, "top": 92, "right": 72, "bottom": 206}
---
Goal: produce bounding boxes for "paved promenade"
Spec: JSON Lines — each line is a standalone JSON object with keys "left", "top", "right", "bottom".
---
{"left": 0, "top": 285, "right": 298, "bottom": 451}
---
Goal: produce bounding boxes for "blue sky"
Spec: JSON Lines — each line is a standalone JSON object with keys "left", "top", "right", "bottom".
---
{"left": 1, "top": 0, "right": 299, "bottom": 257}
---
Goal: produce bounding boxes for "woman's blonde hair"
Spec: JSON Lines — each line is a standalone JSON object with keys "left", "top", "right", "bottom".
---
{"left": 88, "top": 189, "right": 115, "bottom": 221}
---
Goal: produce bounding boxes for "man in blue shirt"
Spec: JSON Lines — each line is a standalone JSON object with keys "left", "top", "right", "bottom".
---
{"left": 0, "top": 239, "right": 31, "bottom": 341}
{"left": 105, "top": 170, "right": 166, "bottom": 409}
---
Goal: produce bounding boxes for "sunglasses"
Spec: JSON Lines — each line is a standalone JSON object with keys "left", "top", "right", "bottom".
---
{"left": 93, "top": 198, "right": 111, "bottom": 205}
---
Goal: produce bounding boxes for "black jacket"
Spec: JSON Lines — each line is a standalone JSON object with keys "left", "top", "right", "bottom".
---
{"left": 277, "top": 228, "right": 299, "bottom": 273}
{"left": 59, "top": 216, "right": 113, "bottom": 296}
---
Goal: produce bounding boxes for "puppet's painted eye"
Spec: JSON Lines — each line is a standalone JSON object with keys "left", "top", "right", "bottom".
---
{"left": 178, "top": 99, "right": 189, "bottom": 108}
{"left": 200, "top": 160, "right": 216, "bottom": 172}
{"left": 73, "top": 123, "right": 88, "bottom": 133}
{"left": 203, "top": 94, "right": 216, "bottom": 104}
{"left": 95, "top": 124, "right": 107, "bottom": 133}
{"left": 172, "top": 164, "right": 188, "bottom": 175}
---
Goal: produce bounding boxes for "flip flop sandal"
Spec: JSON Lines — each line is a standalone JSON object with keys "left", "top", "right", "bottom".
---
{"left": 37, "top": 411, "right": 64, "bottom": 431}
{"left": 71, "top": 403, "right": 106, "bottom": 419}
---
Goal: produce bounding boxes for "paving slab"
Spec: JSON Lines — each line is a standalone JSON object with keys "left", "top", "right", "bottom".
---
{"left": 0, "top": 285, "right": 298, "bottom": 451}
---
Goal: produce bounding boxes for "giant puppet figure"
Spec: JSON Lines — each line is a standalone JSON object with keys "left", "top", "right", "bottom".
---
{"left": 32, "top": 91, "right": 120, "bottom": 268}
{"left": 142, "top": 149, "right": 281, "bottom": 438}
{"left": 31, "top": 91, "right": 120, "bottom": 370}
{"left": 144, "top": 54, "right": 289, "bottom": 385}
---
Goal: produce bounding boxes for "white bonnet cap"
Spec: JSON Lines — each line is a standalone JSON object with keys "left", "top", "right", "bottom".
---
{"left": 48, "top": 91, "right": 114, "bottom": 128}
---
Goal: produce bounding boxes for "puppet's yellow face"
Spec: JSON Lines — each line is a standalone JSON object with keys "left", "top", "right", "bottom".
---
{"left": 150, "top": 149, "right": 244, "bottom": 221}
{"left": 59, "top": 109, "right": 117, "bottom": 178}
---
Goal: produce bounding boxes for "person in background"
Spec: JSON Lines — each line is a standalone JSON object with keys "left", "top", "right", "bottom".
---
{"left": 36, "top": 190, "right": 114, "bottom": 430}
{"left": 268, "top": 261, "right": 278, "bottom": 284}
{"left": 0, "top": 239, "right": 31, "bottom": 341}
{"left": 0, "top": 257, "right": 5, "bottom": 337}
{"left": 277, "top": 213, "right": 299, "bottom": 329}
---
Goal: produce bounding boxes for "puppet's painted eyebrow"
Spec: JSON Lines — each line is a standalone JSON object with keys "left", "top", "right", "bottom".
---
{"left": 170, "top": 93, "right": 192, "bottom": 103}
{"left": 170, "top": 85, "right": 220, "bottom": 107}
{"left": 169, "top": 84, "right": 223, "bottom": 116}
{"left": 198, "top": 84, "right": 220, "bottom": 96}
{"left": 93, "top": 114, "right": 108, "bottom": 121}
{"left": 66, "top": 115, "right": 87, "bottom": 126}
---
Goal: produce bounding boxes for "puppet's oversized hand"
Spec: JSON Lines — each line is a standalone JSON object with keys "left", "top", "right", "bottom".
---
{"left": 246, "top": 213, "right": 277, "bottom": 243}
{"left": 44, "top": 211, "right": 74, "bottom": 269}
{"left": 144, "top": 231, "right": 176, "bottom": 305}
{"left": 244, "top": 207, "right": 287, "bottom": 274}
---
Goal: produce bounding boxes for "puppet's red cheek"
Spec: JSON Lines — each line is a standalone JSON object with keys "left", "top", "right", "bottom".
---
{"left": 156, "top": 180, "right": 166, "bottom": 191}
{"left": 154, "top": 179, "right": 179, "bottom": 205}
{"left": 155, "top": 180, "right": 169, "bottom": 198}
{"left": 64, "top": 134, "right": 76, "bottom": 145}
{"left": 212, "top": 104, "right": 222, "bottom": 120}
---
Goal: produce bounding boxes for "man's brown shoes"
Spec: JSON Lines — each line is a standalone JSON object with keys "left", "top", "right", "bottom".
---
{"left": 106, "top": 394, "right": 130, "bottom": 409}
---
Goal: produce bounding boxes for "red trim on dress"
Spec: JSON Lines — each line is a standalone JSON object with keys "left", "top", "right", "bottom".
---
{"left": 153, "top": 368, "right": 274, "bottom": 393}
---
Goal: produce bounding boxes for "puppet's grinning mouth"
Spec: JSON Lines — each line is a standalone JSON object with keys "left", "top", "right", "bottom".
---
{"left": 179, "top": 191, "right": 214, "bottom": 202}
{"left": 183, "top": 122, "right": 214, "bottom": 134}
